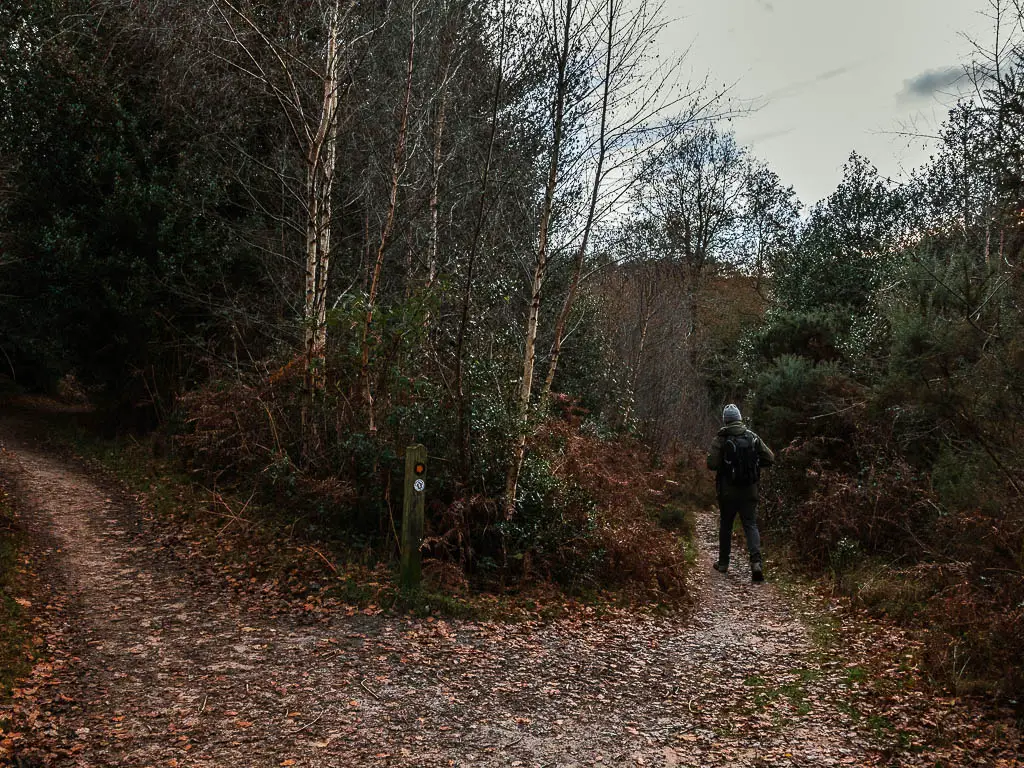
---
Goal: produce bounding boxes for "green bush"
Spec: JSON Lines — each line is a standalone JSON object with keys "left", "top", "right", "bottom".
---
{"left": 751, "top": 355, "right": 858, "bottom": 447}
{"left": 500, "top": 453, "right": 604, "bottom": 589}
{"left": 744, "top": 310, "right": 848, "bottom": 366}
{"left": 932, "top": 447, "right": 996, "bottom": 515}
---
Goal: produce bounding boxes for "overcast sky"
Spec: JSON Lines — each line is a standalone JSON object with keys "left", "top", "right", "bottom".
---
{"left": 670, "top": 0, "right": 993, "bottom": 206}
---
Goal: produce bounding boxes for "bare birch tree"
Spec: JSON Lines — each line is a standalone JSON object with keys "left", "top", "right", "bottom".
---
{"left": 426, "top": 0, "right": 468, "bottom": 287}
{"left": 540, "top": 0, "right": 720, "bottom": 397}
{"left": 502, "top": 0, "right": 581, "bottom": 518}
{"left": 502, "top": 0, "right": 721, "bottom": 515}
{"left": 206, "top": 0, "right": 365, "bottom": 394}
{"left": 304, "top": 3, "right": 345, "bottom": 391}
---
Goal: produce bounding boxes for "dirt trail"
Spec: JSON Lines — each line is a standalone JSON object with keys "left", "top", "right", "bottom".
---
{"left": 2, "top": 427, "right": 883, "bottom": 767}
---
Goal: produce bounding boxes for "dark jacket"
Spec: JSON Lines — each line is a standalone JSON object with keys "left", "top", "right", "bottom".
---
{"left": 706, "top": 422, "right": 775, "bottom": 502}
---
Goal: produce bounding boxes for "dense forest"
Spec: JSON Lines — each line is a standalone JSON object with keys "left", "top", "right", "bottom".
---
{"left": 1, "top": 0, "right": 1023, "bottom": 701}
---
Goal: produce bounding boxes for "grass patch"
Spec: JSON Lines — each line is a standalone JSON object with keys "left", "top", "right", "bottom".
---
{"left": 741, "top": 668, "right": 818, "bottom": 716}
{"left": 780, "top": 681, "right": 811, "bottom": 714}
{"left": 656, "top": 505, "right": 688, "bottom": 530}
{"left": 867, "top": 713, "right": 893, "bottom": 739}
{"left": 844, "top": 665, "right": 868, "bottom": 685}
{"left": 655, "top": 503, "right": 699, "bottom": 569}
{"left": 835, "top": 700, "right": 862, "bottom": 721}
{"left": 395, "top": 589, "right": 492, "bottom": 620}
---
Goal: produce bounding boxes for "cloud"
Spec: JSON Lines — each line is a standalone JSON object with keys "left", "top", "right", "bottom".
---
{"left": 764, "top": 65, "right": 856, "bottom": 102}
{"left": 816, "top": 66, "right": 852, "bottom": 82}
{"left": 746, "top": 127, "right": 795, "bottom": 145}
{"left": 899, "top": 66, "right": 967, "bottom": 102}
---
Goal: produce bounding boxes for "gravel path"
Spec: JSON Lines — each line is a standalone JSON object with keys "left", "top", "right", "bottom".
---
{"left": 0, "top": 427, "right": 895, "bottom": 767}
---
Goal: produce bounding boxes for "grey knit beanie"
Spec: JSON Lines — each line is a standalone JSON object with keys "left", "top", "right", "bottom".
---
{"left": 723, "top": 404, "right": 742, "bottom": 424}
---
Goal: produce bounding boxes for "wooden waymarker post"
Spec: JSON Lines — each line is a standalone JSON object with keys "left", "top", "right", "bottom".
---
{"left": 401, "top": 444, "right": 427, "bottom": 590}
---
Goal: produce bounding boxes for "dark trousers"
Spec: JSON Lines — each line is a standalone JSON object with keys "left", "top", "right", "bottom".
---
{"left": 718, "top": 497, "right": 761, "bottom": 566}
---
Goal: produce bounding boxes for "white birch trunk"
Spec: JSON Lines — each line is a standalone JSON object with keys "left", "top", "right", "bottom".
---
{"left": 304, "top": 1, "right": 343, "bottom": 393}
{"left": 503, "top": 0, "right": 574, "bottom": 518}
{"left": 541, "top": 0, "right": 615, "bottom": 398}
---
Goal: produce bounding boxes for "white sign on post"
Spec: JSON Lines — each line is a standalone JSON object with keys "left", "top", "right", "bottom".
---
{"left": 413, "top": 478, "right": 425, "bottom": 493}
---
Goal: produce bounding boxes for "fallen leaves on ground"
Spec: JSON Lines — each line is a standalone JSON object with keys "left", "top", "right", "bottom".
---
{"left": 0, "top": 423, "right": 1018, "bottom": 767}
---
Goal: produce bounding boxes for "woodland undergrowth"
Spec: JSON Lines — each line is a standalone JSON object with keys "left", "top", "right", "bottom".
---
{"left": 137, "top": 367, "right": 703, "bottom": 611}
{"left": 753, "top": 349, "right": 1024, "bottom": 699}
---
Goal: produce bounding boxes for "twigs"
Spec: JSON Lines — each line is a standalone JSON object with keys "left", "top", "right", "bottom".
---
{"left": 259, "top": 398, "right": 283, "bottom": 457}
{"left": 292, "top": 708, "right": 327, "bottom": 733}
{"left": 384, "top": 474, "right": 401, "bottom": 553}
{"left": 360, "top": 679, "right": 381, "bottom": 700}
{"left": 207, "top": 488, "right": 256, "bottom": 537}
{"left": 301, "top": 544, "right": 339, "bottom": 575}
{"left": 809, "top": 402, "right": 867, "bottom": 421}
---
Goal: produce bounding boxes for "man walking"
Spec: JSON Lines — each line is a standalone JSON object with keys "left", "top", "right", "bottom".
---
{"left": 707, "top": 404, "right": 774, "bottom": 582}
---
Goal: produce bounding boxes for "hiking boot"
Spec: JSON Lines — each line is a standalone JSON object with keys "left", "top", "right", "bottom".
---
{"left": 751, "top": 560, "right": 764, "bottom": 583}
{"left": 712, "top": 561, "right": 728, "bottom": 573}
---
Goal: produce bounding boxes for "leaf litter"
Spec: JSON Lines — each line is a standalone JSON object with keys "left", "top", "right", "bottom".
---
{"left": 0, "top": 429, "right": 1018, "bottom": 767}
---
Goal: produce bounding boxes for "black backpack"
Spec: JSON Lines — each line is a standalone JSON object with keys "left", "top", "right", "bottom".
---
{"left": 722, "top": 431, "right": 760, "bottom": 486}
